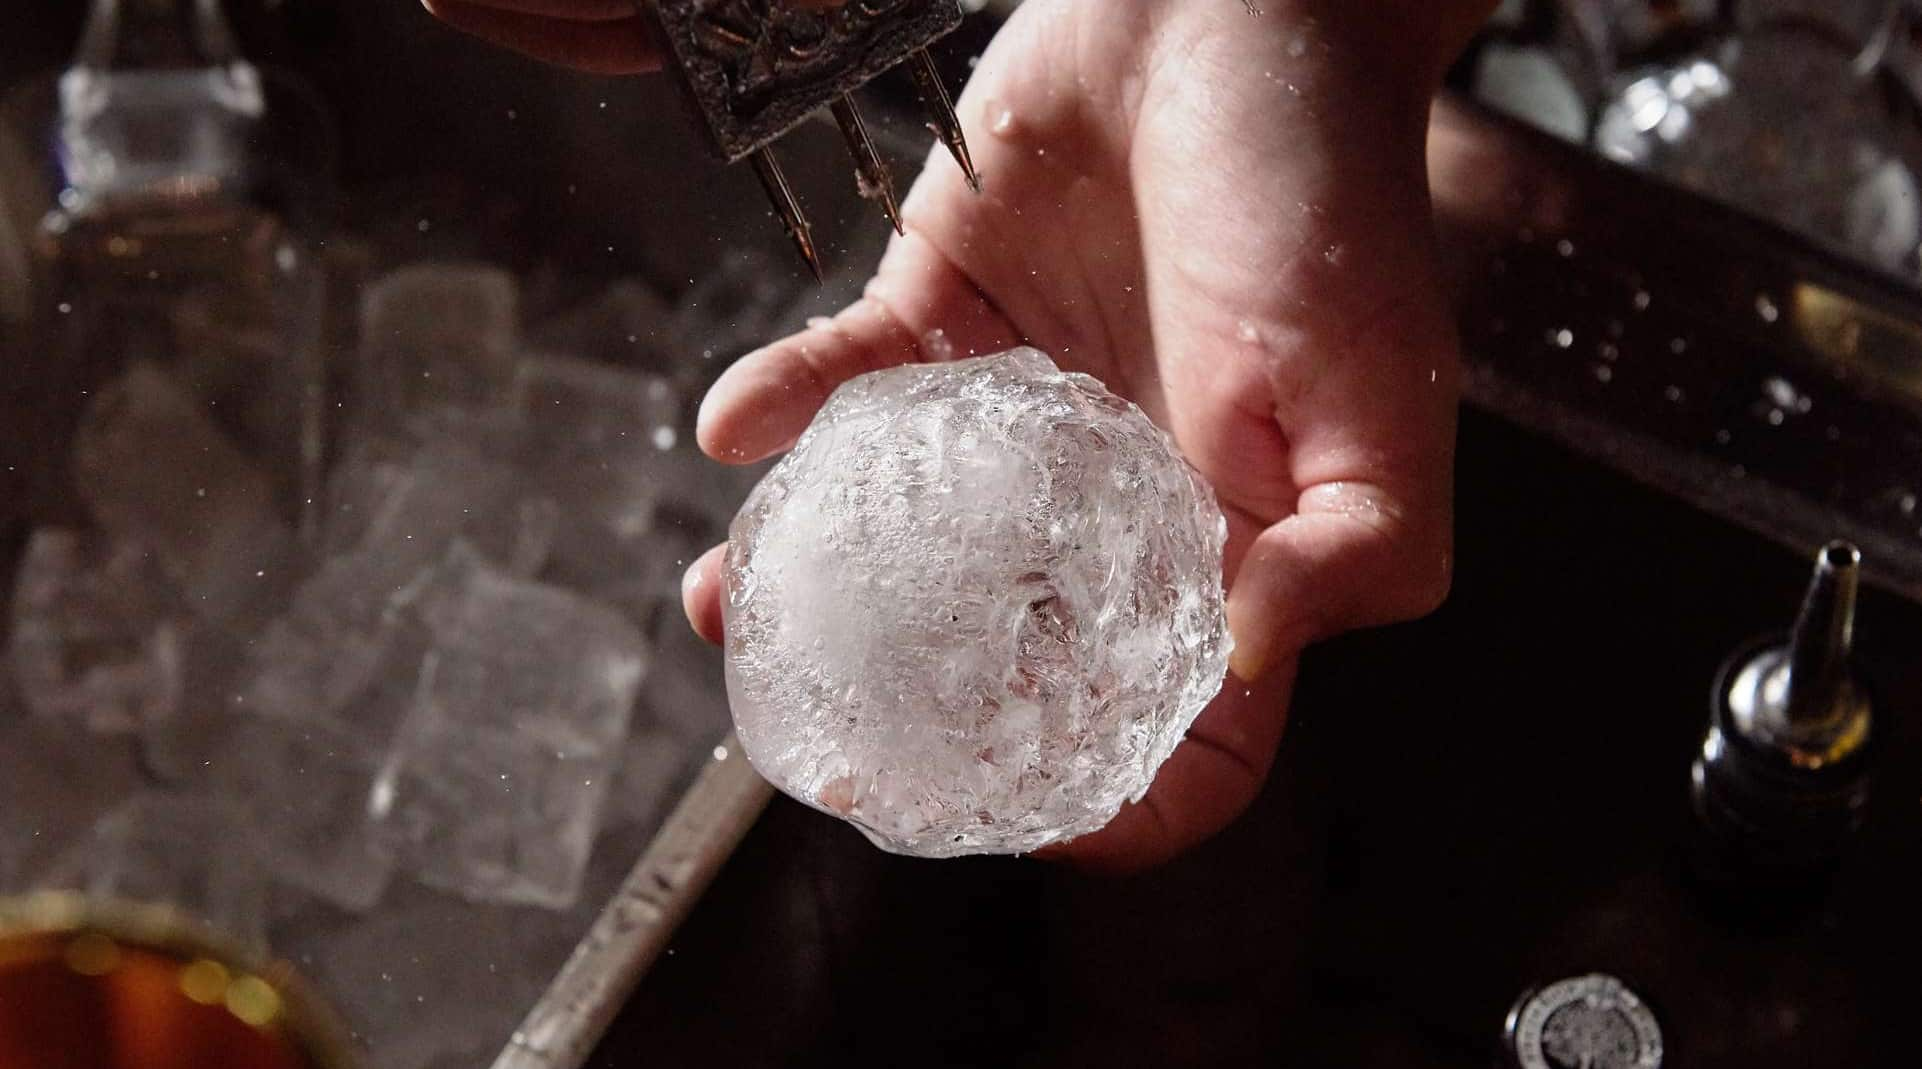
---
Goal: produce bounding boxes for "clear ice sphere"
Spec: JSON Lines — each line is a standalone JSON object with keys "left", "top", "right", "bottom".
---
{"left": 385, "top": 560, "right": 648, "bottom": 908}
{"left": 7, "top": 528, "right": 186, "bottom": 735}
{"left": 723, "top": 348, "right": 1232, "bottom": 857}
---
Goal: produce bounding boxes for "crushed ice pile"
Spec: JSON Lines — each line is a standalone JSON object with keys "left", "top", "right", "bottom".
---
{"left": 2, "top": 252, "right": 793, "bottom": 1067}
{"left": 724, "top": 349, "right": 1234, "bottom": 857}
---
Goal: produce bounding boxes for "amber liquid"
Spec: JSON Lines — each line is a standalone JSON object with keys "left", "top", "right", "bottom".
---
{"left": 0, "top": 900, "right": 355, "bottom": 1069}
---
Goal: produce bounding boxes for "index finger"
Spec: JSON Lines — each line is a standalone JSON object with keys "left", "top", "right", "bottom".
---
{"left": 696, "top": 231, "right": 1021, "bottom": 464}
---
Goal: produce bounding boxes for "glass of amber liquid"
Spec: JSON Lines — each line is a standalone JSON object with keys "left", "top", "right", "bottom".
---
{"left": 0, "top": 893, "right": 358, "bottom": 1069}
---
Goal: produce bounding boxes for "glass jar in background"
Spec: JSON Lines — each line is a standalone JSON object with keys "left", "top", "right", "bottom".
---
{"left": 1592, "top": 0, "right": 1922, "bottom": 278}
{"left": 0, "top": 12, "right": 345, "bottom": 1054}
{"left": 2, "top": 0, "right": 335, "bottom": 610}
{"left": 0, "top": 0, "right": 335, "bottom": 763}
{"left": 1468, "top": 2, "right": 1729, "bottom": 143}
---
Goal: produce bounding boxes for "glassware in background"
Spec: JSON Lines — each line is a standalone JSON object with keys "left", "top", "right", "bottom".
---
{"left": 0, "top": 0, "right": 334, "bottom": 743}
{"left": 1469, "top": 1, "right": 1726, "bottom": 143}
{"left": 0, "top": 892, "right": 358, "bottom": 1069}
{"left": 1593, "top": 0, "right": 1922, "bottom": 277}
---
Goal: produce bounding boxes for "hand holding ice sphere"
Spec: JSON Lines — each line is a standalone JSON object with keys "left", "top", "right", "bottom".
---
{"left": 723, "top": 349, "right": 1232, "bottom": 856}
{"left": 681, "top": 0, "right": 1466, "bottom": 867}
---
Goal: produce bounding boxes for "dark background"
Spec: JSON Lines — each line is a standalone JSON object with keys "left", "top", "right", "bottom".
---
{"left": 5, "top": 5, "right": 1918, "bottom": 1066}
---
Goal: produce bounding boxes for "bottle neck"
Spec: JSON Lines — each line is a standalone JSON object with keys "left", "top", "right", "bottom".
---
{"left": 73, "top": 0, "right": 239, "bottom": 71}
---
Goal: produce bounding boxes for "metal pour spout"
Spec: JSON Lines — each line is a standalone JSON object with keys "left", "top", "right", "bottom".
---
{"left": 1783, "top": 540, "right": 1861, "bottom": 730}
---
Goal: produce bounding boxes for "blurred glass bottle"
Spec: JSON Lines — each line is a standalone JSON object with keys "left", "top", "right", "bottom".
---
{"left": 1468, "top": 1, "right": 1726, "bottom": 143}
{"left": 1, "top": 0, "right": 335, "bottom": 618}
{"left": 1593, "top": 0, "right": 1922, "bottom": 278}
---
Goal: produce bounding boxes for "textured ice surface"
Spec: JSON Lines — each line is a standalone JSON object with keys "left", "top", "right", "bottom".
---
{"left": 383, "top": 557, "right": 648, "bottom": 908}
{"left": 724, "top": 348, "right": 1232, "bottom": 857}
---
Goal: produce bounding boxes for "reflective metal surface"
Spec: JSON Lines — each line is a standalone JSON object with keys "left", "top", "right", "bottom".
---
{"left": 1430, "top": 93, "right": 1922, "bottom": 605}
{"left": 1504, "top": 973, "right": 1664, "bottom": 1069}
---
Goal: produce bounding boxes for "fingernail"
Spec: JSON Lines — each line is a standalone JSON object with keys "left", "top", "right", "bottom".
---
{"left": 1225, "top": 591, "right": 1270, "bottom": 683}
{"left": 680, "top": 556, "right": 706, "bottom": 610}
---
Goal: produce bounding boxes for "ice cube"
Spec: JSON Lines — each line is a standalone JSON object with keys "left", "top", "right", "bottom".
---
{"left": 205, "top": 715, "right": 399, "bottom": 911}
{"left": 71, "top": 361, "right": 297, "bottom": 621}
{"left": 300, "top": 886, "right": 567, "bottom": 1069}
{"left": 40, "top": 794, "right": 270, "bottom": 952}
{"left": 524, "top": 278, "right": 677, "bottom": 375}
{"left": 357, "top": 433, "right": 554, "bottom": 577}
{"left": 384, "top": 561, "right": 648, "bottom": 908}
{"left": 356, "top": 262, "right": 519, "bottom": 433}
{"left": 7, "top": 529, "right": 187, "bottom": 734}
{"left": 512, "top": 353, "right": 680, "bottom": 455}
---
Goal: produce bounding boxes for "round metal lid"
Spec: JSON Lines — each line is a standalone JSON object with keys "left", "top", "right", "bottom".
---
{"left": 1504, "top": 973, "right": 1663, "bottom": 1069}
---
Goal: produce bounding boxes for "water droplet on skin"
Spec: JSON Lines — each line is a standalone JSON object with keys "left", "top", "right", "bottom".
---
{"left": 1756, "top": 293, "right": 1780, "bottom": 323}
{"left": 807, "top": 316, "right": 834, "bottom": 331}
{"left": 1323, "top": 243, "right": 1345, "bottom": 266}
{"left": 1286, "top": 34, "right": 1308, "bottom": 58}
{"left": 991, "top": 108, "right": 1016, "bottom": 136}
{"left": 1237, "top": 320, "right": 1261, "bottom": 344}
{"left": 922, "top": 328, "right": 956, "bottom": 361}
